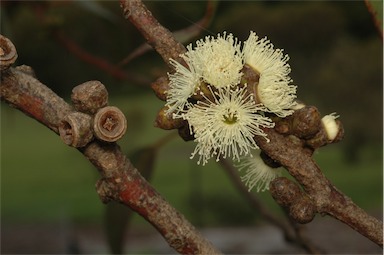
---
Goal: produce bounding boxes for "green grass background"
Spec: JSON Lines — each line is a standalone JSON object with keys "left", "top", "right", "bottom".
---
{"left": 1, "top": 94, "right": 382, "bottom": 228}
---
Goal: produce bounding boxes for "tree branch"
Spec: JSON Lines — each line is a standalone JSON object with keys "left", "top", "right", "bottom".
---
{"left": 119, "top": 0, "right": 187, "bottom": 69}
{"left": 0, "top": 65, "right": 221, "bottom": 254}
{"left": 118, "top": 0, "right": 217, "bottom": 66}
{"left": 254, "top": 128, "right": 383, "bottom": 247}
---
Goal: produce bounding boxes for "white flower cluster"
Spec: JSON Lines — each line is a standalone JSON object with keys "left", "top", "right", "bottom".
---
{"left": 165, "top": 31, "right": 297, "bottom": 191}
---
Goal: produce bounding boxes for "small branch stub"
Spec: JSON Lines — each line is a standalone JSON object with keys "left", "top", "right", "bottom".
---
{"left": 93, "top": 106, "right": 127, "bottom": 142}
{"left": 0, "top": 34, "right": 18, "bottom": 71}
{"left": 71, "top": 80, "right": 109, "bottom": 114}
{"left": 59, "top": 112, "right": 94, "bottom": 147}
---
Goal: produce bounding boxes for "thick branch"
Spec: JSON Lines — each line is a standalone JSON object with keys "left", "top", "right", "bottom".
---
{"left": 0, "top": 67, "right": 221, "bottom": 255}
{"left": 255, "top": 128, "right": 383, "bottom": 247}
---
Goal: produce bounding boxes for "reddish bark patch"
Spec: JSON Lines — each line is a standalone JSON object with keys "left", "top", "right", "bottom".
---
{"left": 19, "top": 93, "right": 44, "bottom": 122}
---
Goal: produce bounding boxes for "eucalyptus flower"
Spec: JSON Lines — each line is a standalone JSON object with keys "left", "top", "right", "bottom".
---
{"left": 165, "top": 31, "right": 298, "bottom": 167}
{"left": 237, "top": 150, "right": 283, "bottom": 192}
{"left": 165, "top": 58, "right": 201, "bottom": 116}
{"left": 243, "top": 31, "right": 297, "bottom": 117}
{"left": 184, "top": 86, "right": 274, "bottom": 165}
{"left": 185, "top": 32, "right": 243, "bottom": 89}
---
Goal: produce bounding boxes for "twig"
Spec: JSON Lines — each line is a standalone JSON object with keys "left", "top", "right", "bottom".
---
{"left": 0, "top": 66, "right": 221, "bottom": 255}
{"left": 364, "top": 0, "right": 383, "bottom": 39}
{"left": 54, "top": 30, "right": 154, "bottom": 86}
{"left": 55, "top": 31, "right": 128, "bottom": 80}
{"left": 118, "top": 0, "right": 217, "bottom": 66}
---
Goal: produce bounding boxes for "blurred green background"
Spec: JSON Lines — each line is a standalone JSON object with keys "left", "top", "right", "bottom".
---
{"left": 1, "top": 1, "right": 382, "bottom": 254}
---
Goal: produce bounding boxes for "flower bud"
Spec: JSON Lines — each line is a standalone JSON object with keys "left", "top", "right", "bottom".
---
{"left": 322, "top": 113, "right": 342, "bottom": 141}
{"left": 151, "top": 76, "right": 169, "bottom": 101}
{"left": 291, "top": 106, "right": 321, "bottom": 139}
{"left": 190, "top": 82, "right": 216, "bottom": 102}
{"left": 289, "top": 195, "right": 316, "bottom": 224}
{"left": 274, "top": 106, "right": 321, "bottom": 139}
{"left": 306, "top": 113, "right": 344, "bottom": 148}
{"left": 269, "top": 177, "right": 302, "bottom": 207}
{"left": 154, "top": 106, "right": 184, "bottom": 130}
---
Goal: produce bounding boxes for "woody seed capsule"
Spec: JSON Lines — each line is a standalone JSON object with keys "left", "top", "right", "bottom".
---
{"left": 59, "top": 112, "right": 93, "bottom": 147}
{"left": 71, "top": 81, "right": 108, "bottom": 114}
{"left": 93, "top": 106, "right": 127, "bottom": 142}
{"left": 0, "top": 34, "right": 18, "bottom": 71}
